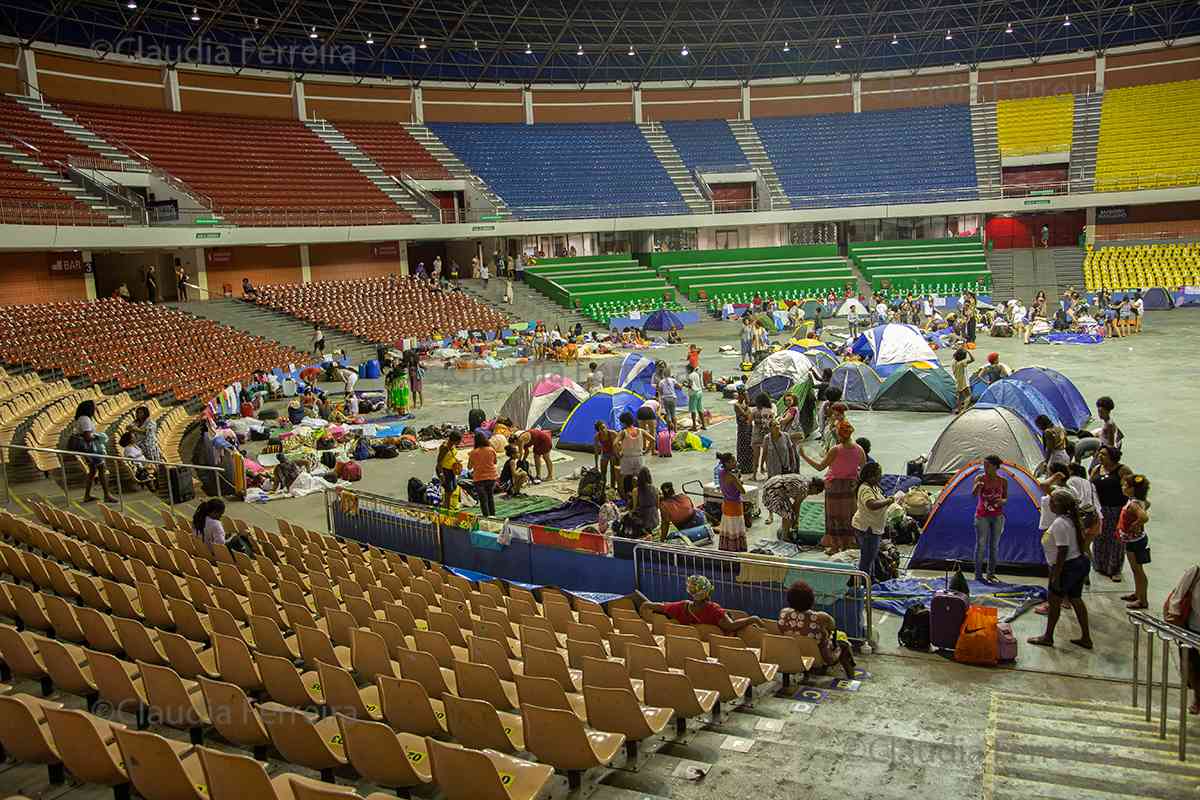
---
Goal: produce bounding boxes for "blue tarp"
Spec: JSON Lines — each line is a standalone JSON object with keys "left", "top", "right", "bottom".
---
{"left": 610, "top": 310, "right": 700, "bottom": 330}
{"left": 1029, "top": 332, "right": 1104, "bottom": 345}
{"left": 871, "top": 576, "right": 1046, "bottom": 618}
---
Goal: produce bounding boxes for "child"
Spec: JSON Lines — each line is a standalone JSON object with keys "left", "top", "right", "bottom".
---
{"left": 499, "top": 444, "right": 530, "bottom": 498}
{"left": 119, "top": 431, "right": 154, "bottom": 487}
{"left": 1118, "top": 474, "right": 1151, "bottom": 610}
{"left": 686, "top": 344, "right": 702, "bottom": 372}
{"left": 597, "top": 497, "right": 620, "bottom": 538}
{"left": 951, "top": 347, "right": 974, "bottom": 413}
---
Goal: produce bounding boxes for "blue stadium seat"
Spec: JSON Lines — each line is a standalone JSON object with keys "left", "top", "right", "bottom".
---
{"left": 430, "top": 123, "right": 688, "bottom": 220}
{"left": 661, "top": 120, "right": 749, "bottom": 173}
{"left": 753, "top": 106, "right": 979, "bottom": 207}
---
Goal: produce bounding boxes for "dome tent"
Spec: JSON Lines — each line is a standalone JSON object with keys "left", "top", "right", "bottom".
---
{"left": 1141, "top": 287, "right": 1173, "bottom": 310}
{"left": 642, "top": 308, "right": 687, "bottom": 331}
{"left": 828, "top": 362, "right": 883, "bottom": 410}
{"left": 925, "top": 406, "right": 1045, "bottom": 478}
{"left": 601, "top": 353, "right": 687, "bottom": 406}
{"left": 496, "top": 374, "right": 589, "bottom": 434}
{"left": 834, "top": 298, "right": 870, "bottom": 317}
{"left": 557, "top": 387, "right": 646, "bottom": 451}
{"left": 975, "top": 379, "right": 1063, "bottom": 433}
{"left": 744, "top": 350, "right": 816, "bottom": 400}
{"left": 1007, "top": 367, "right": 1090, "bottom": 430}
{"left": 789, "top": 343, "right": 839, "bottom": 373}
{"left": 871, "top": 364, "right": 956, "bottom": 412}
{"left": 911, "top": 461, "right": 1047, "bottom": 574}
{"left": 850, "top": 323, "right": 938, "bottom": 376}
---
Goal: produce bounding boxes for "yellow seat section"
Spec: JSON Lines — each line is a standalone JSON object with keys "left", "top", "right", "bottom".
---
{"left": 996, "top": 94, "right": 1074, "bottom": 157}
{"left": 1094, "top": 79, "right": 1200, "bottom": 193}
{"left": 1082, "top": 242, "right": 1200, "bottom": 291}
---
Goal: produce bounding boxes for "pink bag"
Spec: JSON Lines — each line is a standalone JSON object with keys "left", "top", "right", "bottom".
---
{"left": 657, "top": 429, "right": 673, "bottom": 458}
{"left": 996, "top": 622, "right": 1018, "bottom": 662}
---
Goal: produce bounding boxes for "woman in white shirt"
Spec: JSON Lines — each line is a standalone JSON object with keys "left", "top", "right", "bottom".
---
{"left": 1029, "top": 489, "right": 1093, "bottom": 650}
{"left": 191, "top": 498, "right": 251, "bottom": 555}
{"left": 69, "top": 400, "right": 116, "bottom": 504}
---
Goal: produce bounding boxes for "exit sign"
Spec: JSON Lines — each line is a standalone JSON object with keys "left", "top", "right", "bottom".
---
{"left": 195, "top": 232, "right": 222, "bottom": 239}
{"left": 1023, "top": 199, "right": 1051, "bottom": 206}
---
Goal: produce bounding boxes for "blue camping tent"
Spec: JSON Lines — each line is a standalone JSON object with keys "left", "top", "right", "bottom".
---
{"left": 557, "top": 387, "right": 646, "bottom": 451}
{"left": 1142, "top": 287, "right": 1173, "bottom": 310}
{"left": 976, "top": 379, "right": 1063, "bottom": 432}
{"left": 871, "top": 365, "right": 956, "bottom": 412}
{"left": 609, "top": 353, "right": 687, "bottom": 406}
{"left": 1174, "top": 288, "right": 1200, "bottom": 307}
{"left": 829, "top": 362, "right": 882, "bottom": 410}
{"left": 1008, "top": 367, "right": 1090, "bottom": 430}
{"left": 790, "top": 345, "right": 839, "bottom": 374}
{"left": 642, "top": 309, "right": 687, "bottom": 331}
{"left": 911, "top": 461, "right": 1047, "bottom": 573}
{"left": 850, "top": 323, "right": 938, "bottom": 376}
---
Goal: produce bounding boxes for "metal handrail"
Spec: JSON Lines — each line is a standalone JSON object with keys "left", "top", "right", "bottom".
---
{"left": 394, "top": 172, "right": 444, "bottom": 220}
{"left": 0, "top": 442, "right": 225, "bottom": 515}
{"left": 1127, "top": 608, "right": 1196, "bottom": 761}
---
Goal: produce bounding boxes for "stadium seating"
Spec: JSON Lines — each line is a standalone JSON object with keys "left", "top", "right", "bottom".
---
{"left": 429, "top": 122, "right": 688, "bottom": 219}
{"left": 51, "top": 100, "right": 412, "bottom": 226}
{"left": 1083, "top": 242, "right": 1200, "bottom": 290}
{"left": 995, "top": 94, "right": 1074, "bottom": 157}
{"left": 332, "top": 121, "right": 451, "bottom": 180}
{"left": 0, "top": 157, "right": 109, "bottom": 226}
{"left": 754, "top": 105, "right": 978, "bottom": 207}
{"left": 661, "top": 120, "right": 749, "bottom": 173}
{"left": 0, "top": 500, "right": 808, "bottom": 800}
{"left": 523, "top": 256, "right": 676, "bottom": 313}
{"left": 850, "top": 236, "right": 990, "bottom": 292}
{"left": 1094, "top": 79, "right": 1200, "bottom": 192}
{"left": 253, "top": 277, "right": 509, "bottom": 343}
{"left": 648, "top": 245, "right": 855, "bottom": 304}
{"left": 0, "top": 299, "right": 303, "bottom": 401}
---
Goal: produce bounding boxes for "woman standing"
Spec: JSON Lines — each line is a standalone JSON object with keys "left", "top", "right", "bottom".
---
{"left": 777, "top": 580, "right": 856, "bottom": 678}
{"left": 468, "top": 433, "right": 499, "bottom": 517}
{"left": 778, "top": 392, "right": 801, "bottom": 436}
{"left": 175, "top": 261, "right": 188, "bottom": 302}
{"left": 386, "top": 359, "right": 410, "bottom": 415}
{"left": 761, "top": 474, "right": 825, "bottom": 541}
{"left": 629, "top": 467, "right": 661, "bottom": 539}
{"left": 750, "top": 393, "right": 775, "bottom": 480}
{"left": 763, "top": 419, "right": 797, "bottom": 481}
{"left": 971, "top": 455, "right": 1008, "bottom": 582}
{"left": 406, "top": 351, "right": 425, "bottom": 410}
{"left": 716, "top": 452, "right": 748, "bottom": 552}
{"left": 852, "top": 461, "right": 895, "bottom": 581}
{"left": 733, "top": 389, "right": 754, "bottom": 476}
{"left": 1089, "top": 446, "right": 1129, "bottom": 581}
{"left": 1118, "top": 473, "right": 1152, "bottom": 610}
{"left": 800, "top": 419, "right": 866, "bottom": 555}
{"left": 436, "top": 432, "right": 463, "bottom": 509}
{"left": 616, "top": 411, "right": 654, "bottom": 504}
{"left": 69, "top": 400, "right": 116, "bottom": 504}
{"left": 1028, "top": 489, "right": 1093, "bottom": 649}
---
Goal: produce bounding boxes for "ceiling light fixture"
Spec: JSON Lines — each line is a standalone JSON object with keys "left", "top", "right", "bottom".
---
{"left": 473, "top": 40, "right": 479, "bottom": 50}
{"left": 1005, "top": 21, "right": 1013, "bottom": 33}
{"left": 834, "top": 37, "right": 841, "bottom": 49}
{"left": 190, "top": 7, "right": 200, "bottom": 21}
{"left": 308, "top": 26, "right": 318, "bottom": 39}
{"left": 1063, "top": 14, "right": 1072, "bottom": 26}
{"left": 524, "top": 43, "right": 532, "bottom": 54}
{"left": 945, "top": 29, "right": 953, "bottom": 40}
{"left": 365, "top": 33, "right": 374, "bottom": 45}
{"left": 418, "top": 36, "right": 427, "bottom": 49}
{"left": 126, "top": 0, "right": 137, "bottom": 9}
{"left": 576, "top": 44, "right": 584, "bottom": 55}
{"left": 680, "top": 44, "right": 688, "bottom": 56}
{"left": 782, "top": 40, "right": 790, "bottom": 52}
{"left": 252, "top": 17, "right": 260, "bottom": 29}
{"left": 891, "top": 33, "right": 899, "bottom": 45}
{"left": 628, "top": 45, "right": 636, "bottom": 56}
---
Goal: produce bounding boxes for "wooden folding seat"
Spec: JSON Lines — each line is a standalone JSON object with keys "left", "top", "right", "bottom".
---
{"left": 522, "top": 702, "right": 624, "bottom": 790}
{"left": 113, "top": 726, "right": 207, "bottom": 800}
{"left": 425, "top": 737, "right": 554, "bottom": 800}
{"left": 441, "top": 692, "right": 524, "bottom": 754}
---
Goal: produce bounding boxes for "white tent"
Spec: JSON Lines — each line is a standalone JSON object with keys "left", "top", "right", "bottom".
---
{"left": 834, "top": 298, "right": 869, "bottom": 317}
{"left": 925, "top": 406, "right": 1044, "bottom": 477}
{"left": 744, "top": 350, "right": 816, "bottom": 400}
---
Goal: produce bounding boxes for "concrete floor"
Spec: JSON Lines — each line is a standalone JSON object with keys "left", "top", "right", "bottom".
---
{"left": 4, "top": 307, "right": 1199, "bottom": 800}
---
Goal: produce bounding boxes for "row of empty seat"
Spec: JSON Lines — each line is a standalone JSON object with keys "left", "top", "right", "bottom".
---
{"left": 1095, "top": 79, "right": 1200, "bottom": 193}
{"left": 252, "top": 277, "right": 510, "bottom": 343}
{"left": 660, "top": 119, "right": 750, "bottom": 173}
{"left": 0, "top": 502, "right": 820, "bottom": 799}
{"left": 524, "top": 256, "right": 675, "bottom": 312}
{"left": 0, "top": 298, "right": 305, "bottom": 401}
{"left": 654, "top": 245, "right": 855, "bottom": 303}
{"left": 1083, "top": 241, "right": 1200, "bottom": 290}
{"left": 995, "top": 94, "right": 1074, "bottom": 157}
{"left": 849, "top": 236, "right": 991, "bottom": 292}
{"left": 333, "top": 120, "right": 451, "bottom": 181}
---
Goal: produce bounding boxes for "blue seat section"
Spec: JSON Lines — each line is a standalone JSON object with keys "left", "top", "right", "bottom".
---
{"left": 430, "top": 122, "right": 688, "bottom": 220}
{"left": 661, "top": 119, "right": 749, "bottom": 173}
{"left": 753, "top": 105, "right": 979, "bottom": 207}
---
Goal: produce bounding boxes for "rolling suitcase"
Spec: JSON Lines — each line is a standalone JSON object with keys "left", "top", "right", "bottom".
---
{"left": 167, "top": 467, "right": 194, "bottom": 504}
{"left": 468, "top": 394, "right": 486, "bottom": 431}
{"left": 656, "top": 428, "right": 673, "bottom": 458}
{"left": 929, "top": 590, "right": 968, "bottom": 651}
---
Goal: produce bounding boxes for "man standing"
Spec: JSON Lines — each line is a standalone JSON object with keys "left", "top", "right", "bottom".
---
{"left": 952, "top": 347, "right": 975, "bottom": 413}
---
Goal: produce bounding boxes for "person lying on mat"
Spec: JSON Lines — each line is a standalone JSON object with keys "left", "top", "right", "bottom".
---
{"left": 638, "top": 574, "right": 761, "bottom": 633}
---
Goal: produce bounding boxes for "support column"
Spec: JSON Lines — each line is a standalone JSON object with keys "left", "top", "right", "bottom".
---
{"left": 852, "top": 77, "right": 862, "bottom": 112}
{"left": 632, "top": 86, "right": 643, "bottom": 124}
{"left": 81, "top": 250, "right": 96, "bottom": 300}
{"left": 1095, "top": 54, "right": 1106, "bottom": 94}
{"left": 299, "top": 244, "right": 312, "bottom": 283}
{"left": 292, "top": 79, "right": 307, "bottom": 121}
{"left": 398, "top": 241, "right": 409, "bottom": 277}
{"left": 969, "top": 69, "right": 979, "bottom": 105}
{"left": 16, "top": 47, "right": 37, "bottom": 96}
{"left": 1085, "top": 206, "right": 1096, "bottom": 247}
{"left": 740, "top": 83, "right": 751, "bottom": 120}
{"left": 411, "top": 85, "right": 424, "bottom": 124}
{"left": 164, "top": 67, "right": 182, "bottom": 111}
{"left": 194, "top": 247, "right": 209, "bottom": 298}
{"left": 523, "top": 86, "right": 534, "bottom": 125}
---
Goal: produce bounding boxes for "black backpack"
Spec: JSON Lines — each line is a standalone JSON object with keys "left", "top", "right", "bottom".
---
{"left": 576, "top": 467, "right": 605, "bottom": 505}
{"left": 373, "top": 443, "right": 399, "bottom": 459}
{"left": 407, "top": 477, "right": 427, "bottom": 504}
{"left": 898, "top": 606, "right": 931, "bottom": 651}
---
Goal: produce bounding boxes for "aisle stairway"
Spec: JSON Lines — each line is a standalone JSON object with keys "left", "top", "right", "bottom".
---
{"left": 985, "top": 692, "right": 1199, "bottom": 800}
{"left": 638, "top": 121, "right": 709, "bottom": 213}
{"left": 0, "top": 139, "right": 134, "bottom": 222}
{"left": 1069, "top": 92, "right": 1103, "bottom": 193}
{"left": 727, "top": 120, "right": 790, "bottom": 210}
{"left": 401, "top": 124, "right": 512, "bottom": 219}
{"left": 10, "top": 95, "right": 141, "bottom": 169}
{"left": 987, "top": 251, "right": 1017, "bottom": 301}
{"left": 459, "top": 277, "right": 604, "bottom": 333}
{"left": 970, "top": 102, "right": 1002, "bottom": 199}
{"left": 168, "top": 300, "right": 377, "bottom": 362}
{"left": 1052, "top": 246, "right": 1085, "bottom": 291}
{"left": 305, "top": 120, "right": 436, "bottom": 223}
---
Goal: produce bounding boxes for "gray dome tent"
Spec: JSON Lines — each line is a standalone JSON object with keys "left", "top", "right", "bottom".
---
{"left": 925, "top": 406, "right": 1044, "bottom": 479}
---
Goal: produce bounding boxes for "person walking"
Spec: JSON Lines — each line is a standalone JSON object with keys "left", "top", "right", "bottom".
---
{"left": 1028, "top": 489, "right": 1093, "bottom": 649}
{"left": 800, "top": 419, "right": 866, "bottom": 555}
{"left": 972, "top": 454, "right": 1008, "bottom": 583}
{"left": 733, "top": 388, "right": 753, "bottom": 475}
{"left": 480, "top": 261, "right": 490, "bottom": 290}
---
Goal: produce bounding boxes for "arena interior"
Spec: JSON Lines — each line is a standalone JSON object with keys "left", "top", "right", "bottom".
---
{"left": 0, "top": 2, "right": 1199, "bottom": 799}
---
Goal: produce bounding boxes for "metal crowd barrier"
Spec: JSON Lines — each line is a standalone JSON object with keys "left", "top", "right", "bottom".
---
{"left": 325, "top": 487, "right": 443, "bottom": 564}
{"left": 0, "top": 442, "right": 227, "bottom": 514}
{"left": 1128, "top": 609, "right": 1199, "bottom": 761}
{"left": 633, "top": 542, "right": 874, "bottom": 646}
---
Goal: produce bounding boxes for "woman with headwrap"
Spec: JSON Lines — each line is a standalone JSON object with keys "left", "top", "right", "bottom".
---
{"left": 638, "top": 574, "right": 762, "bottom": 634}
{"left": 800, "top": 418, "right": 867, "bottom": 555}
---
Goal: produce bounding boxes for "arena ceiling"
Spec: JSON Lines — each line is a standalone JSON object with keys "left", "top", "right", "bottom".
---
{"left": 2, "top": 1, "right": 1198, "bottom": 86}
